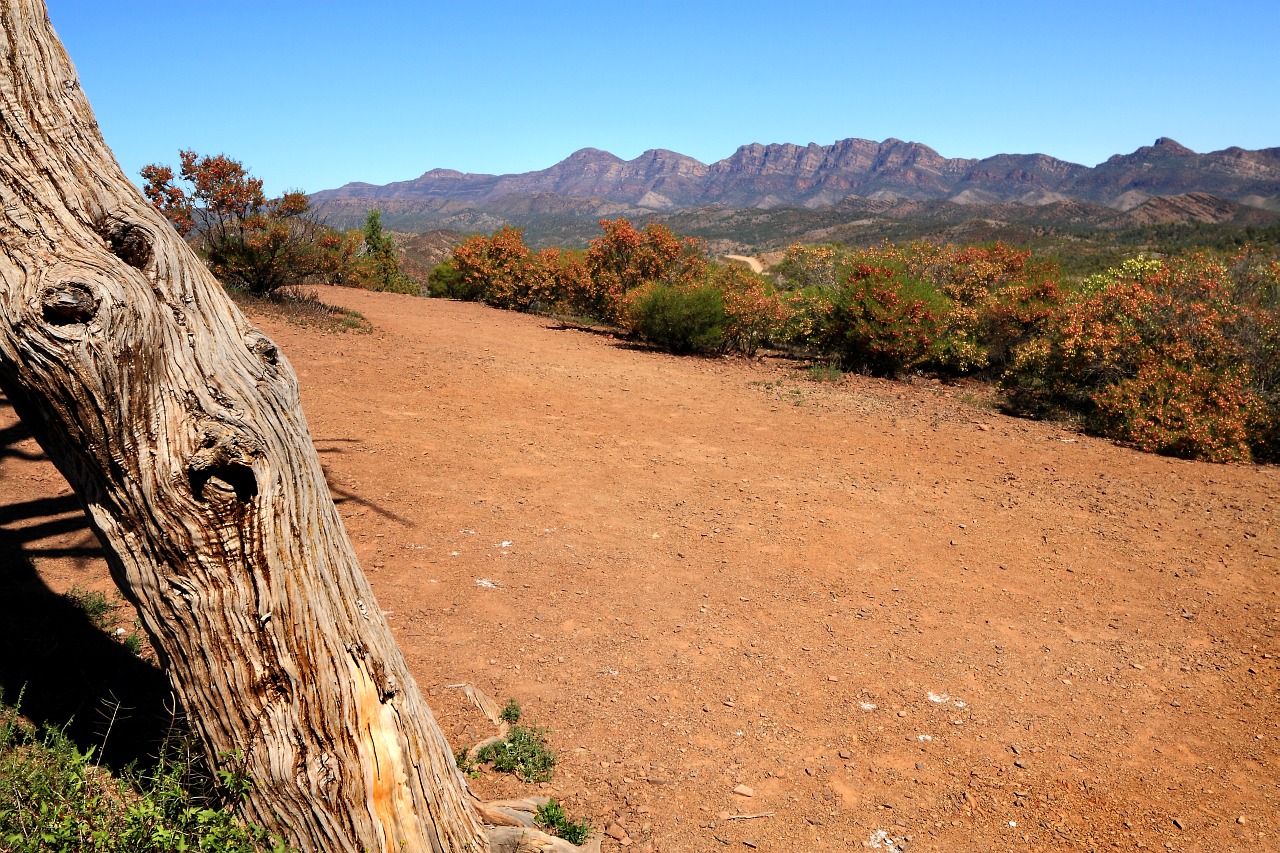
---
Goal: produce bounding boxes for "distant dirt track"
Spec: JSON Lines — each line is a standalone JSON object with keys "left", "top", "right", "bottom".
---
{"left": 722, "top": 253, "right": 764, "bottom": 273}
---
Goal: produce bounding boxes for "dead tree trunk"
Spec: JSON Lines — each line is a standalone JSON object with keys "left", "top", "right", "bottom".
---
{"left": 0, "top": 3, "right": 534, "bottom": 850}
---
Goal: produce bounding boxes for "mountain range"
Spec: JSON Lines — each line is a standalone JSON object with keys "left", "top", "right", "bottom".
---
{"left": 310, "top": 137, "right": 1280, "bottom": 250}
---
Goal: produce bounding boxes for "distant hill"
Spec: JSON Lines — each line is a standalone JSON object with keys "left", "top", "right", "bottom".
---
{"left": 311, "top": 137, "right": 1280, "bottom": 251}
{"left": 393, "top": 229, "right": 467, "bottom": 281}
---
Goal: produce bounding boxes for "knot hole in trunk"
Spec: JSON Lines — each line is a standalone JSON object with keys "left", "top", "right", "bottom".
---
{"left": 41, "top": 280, "right": 99, "bottom": 325}
{"left": 188, "top": 422, "right": 262, "bottom": 503}
{"left": 98, "top": 217, "right": 153, "bottom": 270}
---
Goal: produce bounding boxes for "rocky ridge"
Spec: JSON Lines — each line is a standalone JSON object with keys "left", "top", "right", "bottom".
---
{"left": 313, "top": 136, "right": 1280, "bottom": 218}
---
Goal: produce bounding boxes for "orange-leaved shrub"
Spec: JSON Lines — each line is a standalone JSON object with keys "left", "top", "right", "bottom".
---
{"left": 778, "top": 241, "right": 1063, "bottom": 377}
{"left": 1005, "top": 251, "right": 1280, "bottom": 462}
{"left": 450, "top": 226, "right": 547, "bottom": 311}
{"left": 436, "top": 226, "right": 1280, "bottom": 463}
{"left": 713, "top": 264, "right": 790, "bottom": 357}
{"left": 808, "top": 261, "right": 943, "bottom": 376}
{"left": 585, "top": 219, "right": 708, "bottom": 324}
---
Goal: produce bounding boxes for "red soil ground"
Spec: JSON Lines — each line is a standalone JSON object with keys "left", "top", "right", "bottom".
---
{"left": 3, "top": 286, "right": 1278, "bottom": 852}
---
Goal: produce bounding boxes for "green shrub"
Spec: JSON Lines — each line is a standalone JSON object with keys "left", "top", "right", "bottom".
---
{"left": 474, "top": 724, "right": 556, "bottom": 783}
{"left": 780, "top": 241, "right": 1066, "bottom": 377}
{"left": 625, "top": 283, "right": 726, "bottom": 355}
{"left": 426, "top": 258, "right": 483, "bottom": 301}
{"left": 349, "top": 209, "right": 418, "bottom": 295}
{"left": 535, "top": 798, "right": 593, "bottom": 845}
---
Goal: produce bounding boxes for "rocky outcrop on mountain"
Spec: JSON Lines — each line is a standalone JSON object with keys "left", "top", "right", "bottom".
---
{"left": 310, "top": 137, "right": 1280, "bottom": 238}
{"left": 314, "top": 137, "right": 1280, "bottom": 216}
{"left": 1066, "top": 138, "right": 1280, "bottom": 210}
{"left": 1107, "top": 191, "right": 1280, "bottom": 228}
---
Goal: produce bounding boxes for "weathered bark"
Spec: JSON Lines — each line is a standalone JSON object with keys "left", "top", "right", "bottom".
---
{"left": 0, "top": 3, "right": 491, "bottom": 850}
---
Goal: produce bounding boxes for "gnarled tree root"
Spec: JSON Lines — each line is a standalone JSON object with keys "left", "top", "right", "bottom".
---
{"left": 488, "top": 825, "right": 602, "bottom": 853}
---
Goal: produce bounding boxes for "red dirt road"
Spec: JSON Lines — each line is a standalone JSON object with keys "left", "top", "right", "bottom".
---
{"left": 4, "top": 286, "right": 1278, "bottom": 851}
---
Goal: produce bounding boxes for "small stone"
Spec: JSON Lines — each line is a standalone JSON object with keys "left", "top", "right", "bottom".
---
{"left": 1014, "top": 759, "right": 1027, "bottom": 769}
{"left": 1173, "top": 818, "right": 1186, "bottom": 830}
{"left": 717, "top": 811, "right": 731, "bottom": 821}
{"left": 606, "top": 823, "right": 628, "bottom": 840}
{"left": 897, "top": 711, "right": 907, "bottom": 718}
{"left": 742, "top": 841, "right": 758, "bottom": 849}
{"left": 915, "top": 762, "right": 925, "bottom": 771}
{"left": 733, "top": 784, "right": 755, "bottom": 797}
{"left": 838, "top": 749, "right": 853, "bottom": 759}
{"left": 1238, "top": 816, "right": 1248, "bottom": 825}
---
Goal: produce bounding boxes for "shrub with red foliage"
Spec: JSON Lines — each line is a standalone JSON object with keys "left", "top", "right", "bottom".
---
{"left": 1008, "top": 251, "right": 1279, "bottom": 462}
{"left": 141, "top": 150, "right": 346, "bottom": 296}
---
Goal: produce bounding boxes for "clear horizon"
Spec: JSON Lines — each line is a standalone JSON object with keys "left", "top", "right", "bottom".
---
{"left": 46, "top": 0, "right": 1280, "bottom": 197}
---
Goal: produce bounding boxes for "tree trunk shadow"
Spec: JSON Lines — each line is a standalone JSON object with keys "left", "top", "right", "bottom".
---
{"left": 0, "top": 392, "right": 173, "bottom": 773}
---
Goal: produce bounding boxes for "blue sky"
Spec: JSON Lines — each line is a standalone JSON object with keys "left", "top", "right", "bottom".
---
{"left": 46, "top": 0, "right": 1280, "bottom": 198}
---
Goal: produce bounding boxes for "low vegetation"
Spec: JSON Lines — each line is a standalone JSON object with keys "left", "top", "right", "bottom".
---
{"left": 431, "top": 220, "right": 1280, "bottom": 463}
{"left": 63, "top": 586, "right": 144, "bottom": 657}
{"left": 0, "top": 691, "right": 288, "bottom": 853}
{"left": 535, "top": 799, "right": 593, "bottom": 846}
{"left": 472, "top": 724, "right": 557, "bottom": 783}
{"left": 226, "top": 288, "right": 372, "bottom": 334}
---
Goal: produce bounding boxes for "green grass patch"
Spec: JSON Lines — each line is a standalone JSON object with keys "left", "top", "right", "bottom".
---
{"left": 63, "top": 586, "right": 117, "bottom": 629}
{"left": 63, "top": 586, "right": 145, "bottom": 657}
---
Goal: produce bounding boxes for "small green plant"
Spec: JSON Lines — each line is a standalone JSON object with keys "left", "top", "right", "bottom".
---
{"left": 475, "top": 724, "right": 556, "bottom": 783}
{"left": 806, "top": 363, "right": 844, "bottom": 383}
{"left": 454, "top": 747, "right": 479, "bottom": 777}
{"left": 122, "top": 632, "right": 145, "bottom": 656}
{"left": 535, "top": 798, "right": 593, "bottom": 846}
{"left": 64, "top": 585, "right": 118, "bottom": 629}
{"left": 339, "top": 310, "right": 370, "bottom": 332}
{"left": 64, "top": 586, "right": 147, "bottom": 656}
{"left": 499, "top": 698, "right": 522, "bottom": 725}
